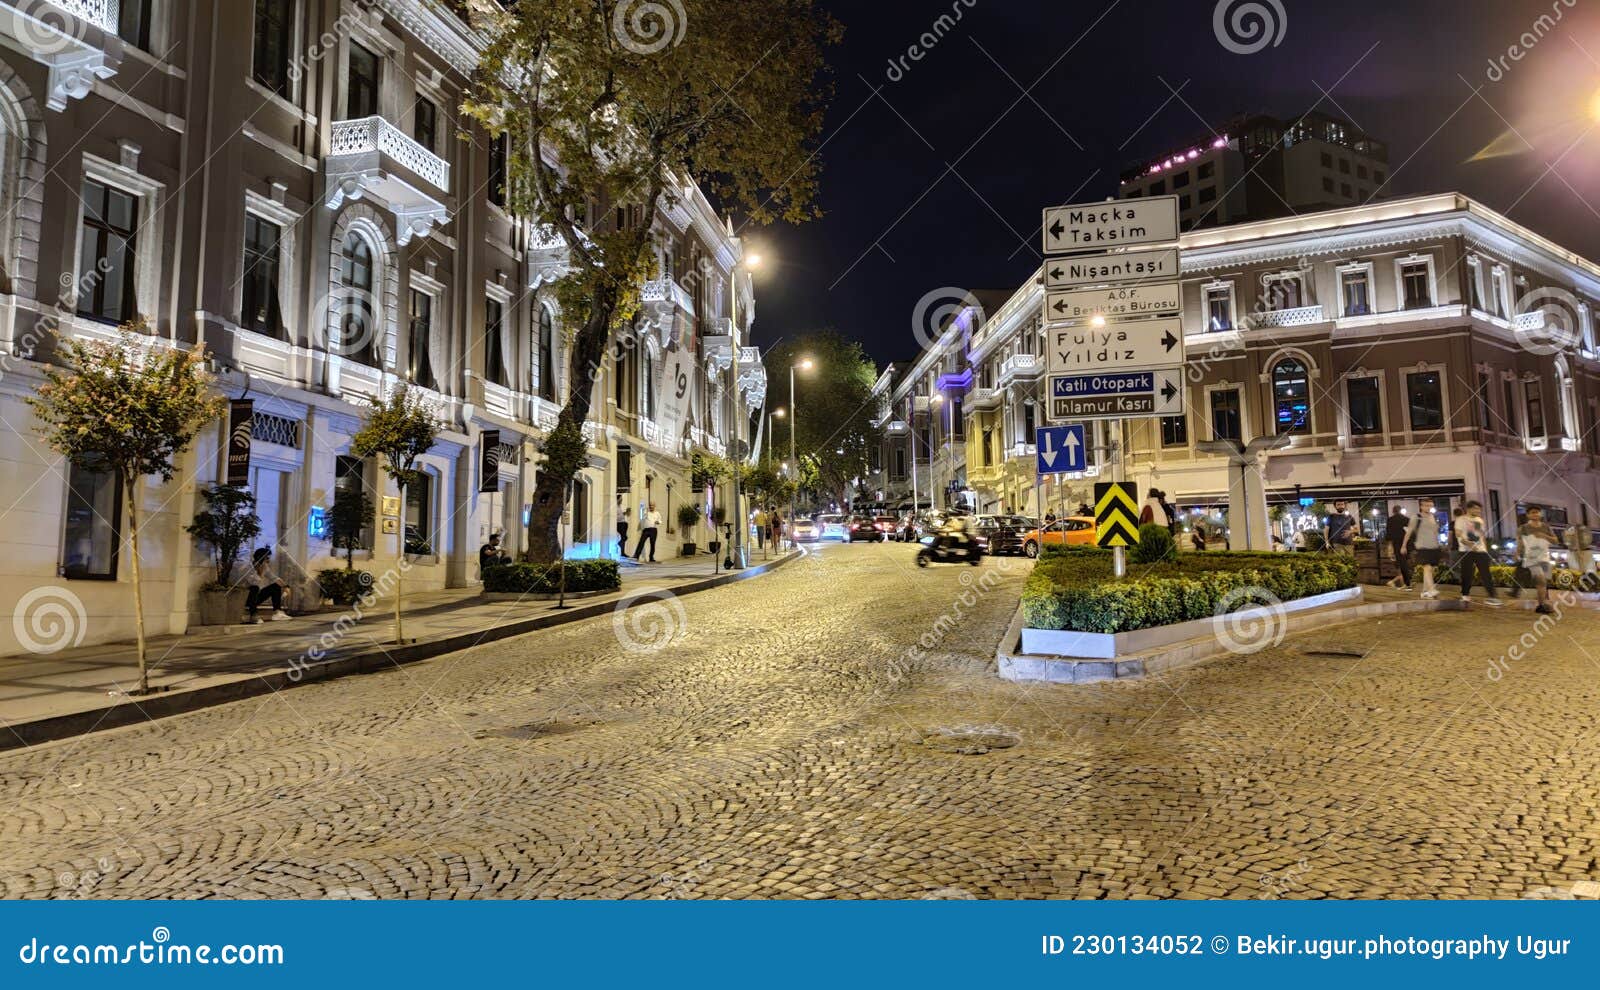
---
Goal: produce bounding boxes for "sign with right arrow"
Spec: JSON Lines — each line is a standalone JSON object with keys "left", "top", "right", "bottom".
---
{"left": 1047, "top": 317, "right": 1183, "bottom": 374}
{"left": 1049, "top": 369, "right": 1185, "bottom": 421}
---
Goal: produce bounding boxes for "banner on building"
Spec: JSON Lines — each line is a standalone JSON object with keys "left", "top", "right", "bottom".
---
{"left": 480, "top": 430, "right": 501, "bottom": 493}
{"left": 226, "top": 399, "right": 253, "bottom": 487}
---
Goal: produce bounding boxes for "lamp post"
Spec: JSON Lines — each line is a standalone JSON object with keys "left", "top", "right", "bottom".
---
{"left": 788, "top": 358, "right": 813, "bottom": 549}
{"left": 768, "top": 407, "right": 785, "bottom": 465}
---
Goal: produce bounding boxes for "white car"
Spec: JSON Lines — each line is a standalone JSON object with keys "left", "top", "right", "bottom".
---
{"left": 818, "top": 514, "right": 848, "bottom": 541}
{"left": 791, "top": 518, "right": 819, "bottom": 543}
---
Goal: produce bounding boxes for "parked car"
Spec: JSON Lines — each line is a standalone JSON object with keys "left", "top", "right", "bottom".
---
{"left": 818, "top": 514, "right": 849, "bottom": 541}
{"left": 791, "top": 517, "right": 819, "bottom": 543}
{"left": 848, "top": 515, "right": 887, "bottom": 542}
{"left": 874, "top": 515, "right": 901, "bottom": 539}
{"left": 1020, "top": 516, "right": 1097, "bottom": 558}
{"left": 973, "top": 515, "right": 1028, "bottom": 556}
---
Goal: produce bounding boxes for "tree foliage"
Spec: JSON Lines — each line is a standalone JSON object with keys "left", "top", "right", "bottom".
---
{"left": 329, "top": 484, "right": 374, "bottom": 569}
{"left": 763, "top": 331, "right": 881, "bottom": 510}
{"left": 460, "top": 0, "right": 837, "bottom": 561}
{"left": 185, "top": 485, "right": 262, "bottom": 588}
{"left": 350, "top": 386, "right": 441, "bottom": 492}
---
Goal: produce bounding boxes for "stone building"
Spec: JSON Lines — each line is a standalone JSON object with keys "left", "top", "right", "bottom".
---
{"left": 0, "top": 0, "right": 761, "bottom": 654}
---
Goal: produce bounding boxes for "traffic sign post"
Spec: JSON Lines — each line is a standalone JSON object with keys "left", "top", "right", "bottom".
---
{"left": 1049, "top": 369, "right": 1184, "bottom": 421}
{"left": 1035, "top": 425, "right": 1086, "bottom": 475}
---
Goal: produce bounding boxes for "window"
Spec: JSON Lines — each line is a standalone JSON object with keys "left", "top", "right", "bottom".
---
{"left": 1374, "top": 170, "right": 1386, "bottom": 184}
{"left": 893, "top": 447, "right": 906, "bottom": 478}
{"left": 1149, "top": 179, "right": 1165, "bottom": 195}
{"left": 1356, "top": 164, "right": 1369, "bottom": 179}
{"left": 1339, "top": 267, "right": 1371, "bottom": 316}
{"left": 1322, "top": 176, "right": 1334, "bottom": 193}
{"left": 1477, "top": 371, "right": 1493, "bottom": 432}
{"left": 119, "top": 0, "right": 152, "bottom": 49}
{"left": 407, "top": 289, "right": 437, "bottom": 390}
{"left": 1347, "top": 376, "right": 1382, "bottom": 435}
{"left": 77, "top": 179, "right": 139, "bottom": 324}
{"left": 1503, "top": 378, "right": 1519, "bottom": 435}
{"left": 1178, "top": 194, "right": 1191, "bottom": 211}
{"left": 1320, "top": 151, "right": 1333, "bottom": 168}
{"left": 1173, "top": 171, "right": 1191, "bottom": 188}
{"left": 1407, "top": 371, "right": 1445, "bottom": 431}
{"left": 1204, "top": 284, "right": 1234, "bottom": 331}
{"left": 347, "top": 42, "right": 380, "bottom": 119}
{"left": 571, "top": 478, "right": 590, "bottom": 545}
{"left": 1271, "top": 359, "right": 1311, "bottom": 435}
{"left": 1338, "top": 158, "right": 1351, "bottom": 173}
{"left": 1491, "top": 268, "right": 1509, "bottom": 317}
{"left": 1264, "top": 274, "right": 1303, "bottom": 311}
{"left": 488, "top": 134, "right": 508, "bottom": 208}
{"left": 643, "top": 348, "right": 657, "bottom": 419}
{"left": 414, "top": 96, "right": 437, "bottom": 152}
{"left": 483, "top": 297, "right": 507, "bottom": 387}
{"left": 1340, "top": 182, "right": 1352, "bottom": 197}
{"left": 1198, "top": 185, "right": 1216, "bottom": 202}
{"left": 950, "top": 398, "right": 964, "bottom": 439}
{"left": 1198, "top": 161, "right": 1215, "bottom": 179}
{"left": 536, "top": 306, "right": 556, "bottom": 401}
{"left": 1021, "top": 400, "right": 1036, "bottom": 439}
{"left": 337, "top": 232, "right": 381, "bottom": 366}
{"left": 1160, "top": 415, "right": 1187, "bottom": 448}
{"left": 253, "top": 0, "right": 295, "bottom": 97}
{"left": 335, "top": 455, "right": 371, "bottom": 551}
{"left": 1524, "top": 379, "right": 1545, "bottom": 437}
{"left": 404, "top": 471, "right": 434, "bottom": 556}
{"left": 1399, "top": 259, "right": 1433, "bottom": 309}
{"left": 241, "top": 214, "right": 283, "bottom": 337}
{"left": 1210, "top": 388, "right": 1241, "bottom": 442}
{"left": 62, "top": 460, "right": 120, "bottom": 580}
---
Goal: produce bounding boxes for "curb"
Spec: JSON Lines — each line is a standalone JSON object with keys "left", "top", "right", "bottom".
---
{"left": 1, "top": 551, "right": 802, "bottom": 751}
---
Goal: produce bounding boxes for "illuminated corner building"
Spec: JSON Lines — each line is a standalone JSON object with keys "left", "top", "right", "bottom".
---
{"left": 1117, "top": 111, "right": 1390, "bottom": 231}
{"left": 0, "top": 0, "right": 760, "bottom": 653}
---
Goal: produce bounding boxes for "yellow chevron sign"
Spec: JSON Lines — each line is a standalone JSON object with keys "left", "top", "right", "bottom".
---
{"left": 1094, "top": 481, "right": 1140, "bottom": 548}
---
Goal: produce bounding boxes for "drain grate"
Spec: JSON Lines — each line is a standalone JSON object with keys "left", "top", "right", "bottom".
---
{"left": 920, "top": 724, "right": 1021, "bottom": 756}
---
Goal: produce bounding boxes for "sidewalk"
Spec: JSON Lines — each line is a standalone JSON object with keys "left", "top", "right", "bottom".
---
{"left": 0, "top": 549, "right": 800, "bottom": 750}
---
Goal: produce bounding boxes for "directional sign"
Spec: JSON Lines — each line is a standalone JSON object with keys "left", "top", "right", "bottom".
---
{"left": 1045, "top": 246, "right": 1180, "bottom": 291}
{"left": 1035, "top": 425, "right": 1086, "bottom": 476}
{"left": 1046, "top": 282, "right": 1180, "bottom": 324}
{"left": 1094, "top": 481, "right": 1140, "bottom": 548}
{"left": 1049, "top": 369, "right": 1184, "bottom": 422}
{"left": 1042, "top": 196, "right": 1179, "bottom": 256}
{"left": 1047, "top": 318, "right": 1185, "bottom": 375}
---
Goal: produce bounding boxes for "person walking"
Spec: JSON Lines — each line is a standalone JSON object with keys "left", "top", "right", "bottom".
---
{"left": 1519, "top": 506, "right": 1559, "bottom": 615}
{"left": 243, "top": 547, "right": 292, "bottom": 624}
{"left": 1455, "top": 500, "right": 1503, "bottom": 606}
{"left": 1324, "top": 501, "right": 1357, "bottom": 556}
{"left": 769, "top": 508, "right": 783, "bottom": 550}
{"left": 616, "top": 506, "right": 630, "bottom": 559}
{"left": 1403, "top": 498, "right": 1443, "bottom": 599}
{"left": 1564, "top": 516, "right": 1595, "bottom": 584}
{"left": 1192, "top": 521, "right": 1208, "bottom": 552}
{"left": 1384, "top": 505, "right": 1412, "bottom": 590}
{"left": 632, "top": 502, "right": 661, "bottom": 562}
{"left": 752, "top": 506, "right": 768, "bottom": 550}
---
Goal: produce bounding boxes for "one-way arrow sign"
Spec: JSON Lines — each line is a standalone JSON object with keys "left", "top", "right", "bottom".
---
{"left": 1036, "top": 425, "right": 1086, "bottom": 476}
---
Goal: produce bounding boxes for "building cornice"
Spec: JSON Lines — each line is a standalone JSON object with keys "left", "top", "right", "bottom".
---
{"left": 377, "top": 0, "right": 484, "bottom": 78}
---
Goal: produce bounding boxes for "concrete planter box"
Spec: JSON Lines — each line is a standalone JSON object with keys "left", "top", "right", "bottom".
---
{"left": 196, "top": 587, "right": 251, "bottom": 626}
{"left": 1020, "top": 586, "right": 1363, "bottom": 659}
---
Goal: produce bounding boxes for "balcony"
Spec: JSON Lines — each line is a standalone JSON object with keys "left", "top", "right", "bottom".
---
{"left": 325, "top": 116, "right": 452, "bottom": 245}
{"left": 1247, "top": 305, "right": 1325, "bottom": 329}
{"left": 998, "top": 353, "right": 1041, "bottom": 384}
{"left": 968, "top": 386, "right": 1001, "bottom": 409}
{"left": 703, "top": 331, "right": 734, "bottom": 373}
{"left": 1008, "top": 441, "right": 1036, "bottom": 460}
{"left": 639, "top": 277, "right": 696, "bottom": 346}
{"left": 736, "top": 346, "right": 766, "bottom": 409}
{"left": 0, "top": 0, "right": 120, "bottom": 110}
{"left": 912, "top": 395, "right": 931, "bottom": 414}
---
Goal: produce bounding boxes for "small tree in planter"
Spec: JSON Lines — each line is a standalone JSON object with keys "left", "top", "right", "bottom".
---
{"left": 350, "top": 386, "right": 439, "bottom": 644}
{"left": 184, "top": 485, "right": 261, "bottom": 625}
{"left": 708, "top": 504, "right": 727, "bottom": 556}
{"left": 677, "top": 503, "right": 702, "bottom": 555}
{"left": 28, "top": 324, "right": 226, "bottom": 693}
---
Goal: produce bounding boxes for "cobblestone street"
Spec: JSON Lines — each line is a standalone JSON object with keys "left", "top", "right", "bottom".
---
{"left": 2, "top": 544, "right": 1598, "bottom": 899}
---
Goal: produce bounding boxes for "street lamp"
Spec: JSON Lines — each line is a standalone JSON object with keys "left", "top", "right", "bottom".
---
{"left": 788, "top": 358, "right": 814, "bottom": 547}
{"left": 768, "top": 407, "right": 785, "bottom": 465}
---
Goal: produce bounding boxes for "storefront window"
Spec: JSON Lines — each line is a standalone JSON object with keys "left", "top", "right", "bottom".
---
{"left": 62, "top": 461, "right": 121, "bottom": 580}
{"left": 405, "top": 472, "right": 434, "bottom": 556}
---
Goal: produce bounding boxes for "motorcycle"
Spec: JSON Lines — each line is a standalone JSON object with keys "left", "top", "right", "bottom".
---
{"left": 915, "top": 532, "right": 982, "bottom": 567}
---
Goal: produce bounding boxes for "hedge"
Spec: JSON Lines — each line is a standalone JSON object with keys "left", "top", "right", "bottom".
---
{"left": 482, "top": 560, "right": 621, "bottom": 594}
{"left": 1022, "top": 549, "right": 1357, "bottom": 634}
{"left": 1429, "top": 563, "right": 1600, "bottom": 593}
{"left": 317, "top": 568, "right": 374, "bottom": 606}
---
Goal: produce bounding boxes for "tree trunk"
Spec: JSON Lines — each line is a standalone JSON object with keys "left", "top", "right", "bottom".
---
{"left": 525, "top": 282, "right": 620, "bottom": 563}
{"left": 125, "top": 476, "right": 148, "bottom": 694}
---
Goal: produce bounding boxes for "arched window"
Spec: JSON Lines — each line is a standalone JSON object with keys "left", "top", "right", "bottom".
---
{"left": 1272, "top": 358, "right": 1311, "bottom": 435}
{"left": 537, "top": 306, "right": 556, "bottom": 401}
{"left": 339, "top": 231, "right": 382, "bottom": 367}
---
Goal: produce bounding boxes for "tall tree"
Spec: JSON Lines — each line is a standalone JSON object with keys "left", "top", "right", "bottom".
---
{"left": 29, "top": 325, "right": 225, "bottom": 692}
{"left": 462, "top": 0, "right": 837, "bottom": 562}
{"left": 763, "top": 331, "right": 881, "bottom": 511}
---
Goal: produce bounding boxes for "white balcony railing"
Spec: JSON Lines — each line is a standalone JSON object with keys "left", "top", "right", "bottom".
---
{"left": 330, "top": 115, "right": 451, "bottom": 192}
{"left": 998, "top": 353, "right": 1040, "bottom": 382}
{"left": 1248, "top": 305, "right": 1325, "bottom": 329}
{"left": 968, "top": 386, "right": 1001, "bottom": 409}
{"left": 641, "top": 277, "right": 696, "bottom": 317}
{"left": 58, "top": 0, "right": 118, "bottom": 31}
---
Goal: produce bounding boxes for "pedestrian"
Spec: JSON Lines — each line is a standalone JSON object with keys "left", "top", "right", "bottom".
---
{"left": 1455, "top": 500, "right": 1503, "bottom": 606}
{"left": 1403, "top": 497, "right": 1443, "bottom": 599}
{"left": 1384, "top": 505, "right": 1412, "bottom": 590}
{"left": 768, "top": 508, "right": 781, "bottom": 549}
{"left": 616, "top": 506, "right": 630, "bottom": 559}
{"left": 1192, "top": 521, "right": 1207, "bottom": 552}
{"left": 244, "top": 547, "right": 292, "bottom": 624}
{"left": 1519, "top": 506, "right": 1559, "bottom": 614}
{"left": 1563, "top": 516, "right": 1595, "bottom": 584}
{"left": 1044, "top": 511, "right": 1057, "bottom": 526}
{"left": 632, "top": 501, "right": 661, "bottom": 562}
{"left": 1324, "top": 500, "right": 1356, "bottom": 556}
{"left": 479, "top": 532, "right": 505, "bottom": 575}
{"left": 753, "top": 505, "right": 768, "bottom": 549}
{"left": 1157, "top": 490, "right": 1180, "bottom": 537}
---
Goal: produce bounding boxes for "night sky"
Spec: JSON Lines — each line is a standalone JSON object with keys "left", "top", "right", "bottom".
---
{"left": 745, "top": 0, "right": 1600, "bottom": 364}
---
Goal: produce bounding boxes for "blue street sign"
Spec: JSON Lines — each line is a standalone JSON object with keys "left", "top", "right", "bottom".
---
{"left": 1036, "top": 425, "right": 1086, "bottom": 475}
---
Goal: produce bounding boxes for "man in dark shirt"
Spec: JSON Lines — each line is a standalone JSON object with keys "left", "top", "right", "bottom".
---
{"left": 1324, "top": 501, "right": 1356, "bottom": 555}
{"left": 1384, "top": 506, "right": 1412, "bottom": 588}
{"left": 479, "top": 532, "right": 504, "bottom": 575}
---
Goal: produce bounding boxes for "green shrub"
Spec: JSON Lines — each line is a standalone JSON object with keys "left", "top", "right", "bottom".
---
{"left": 1022, "top": 549, "right": 1357, "bottom": 634}
{"left": 482, "top": 559, "right": 621, "bottom": 594}
{"left": 1300, "top": 530, "right": 1329, "bottom": 552}
{"left": 318, "top": 568, "right": 374, "bottom": 606}
{"left": 1132, "top": 523, "right": 1175, "bottom": 564}
{"left": 1431, "top": 562, "right": 1598, "bottom": 593}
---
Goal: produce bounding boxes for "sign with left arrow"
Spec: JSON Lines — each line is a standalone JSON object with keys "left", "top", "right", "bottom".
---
{"left": 1046, "top": 282, "right": 1180, "bottom": 323}
{"left": 1035, "top": 425, "right": 1086, "bottom": 476}
{"left": 1048, "top": 368, "right": 1185, "bottom": 422}
{"left": 1042, "top": 196, "right": 1179, "bottom": 256}
{"left": 1047, "top": 317, "right": 1184, "bottom": 374}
